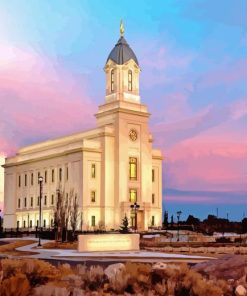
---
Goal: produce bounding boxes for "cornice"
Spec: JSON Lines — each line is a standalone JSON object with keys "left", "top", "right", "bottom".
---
{"left": 3, "top": 147, "right": 101, "bottom": 168}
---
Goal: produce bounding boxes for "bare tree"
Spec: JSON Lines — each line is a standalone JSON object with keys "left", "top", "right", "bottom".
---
{"left": 70, "top": 190, "right": 79, "bottom": 240}
{"left": 53, "top": 188, "right": 79, "bottom": 242}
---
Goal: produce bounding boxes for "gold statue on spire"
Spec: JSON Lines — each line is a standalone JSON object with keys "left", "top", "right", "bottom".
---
{"left": 120, "top": 19, "right": 124, "bottom": 36}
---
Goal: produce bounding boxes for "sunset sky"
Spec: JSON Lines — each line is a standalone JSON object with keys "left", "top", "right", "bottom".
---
{"left": 0, "top": 0, "right": 247, "bottom": 221}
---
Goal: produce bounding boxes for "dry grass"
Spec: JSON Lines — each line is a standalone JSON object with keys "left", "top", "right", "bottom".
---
{"left": 0, "top": 240, "right": 37, "bottom": 256}
{"left": 42, "top": 241, "right": 77, "bottom": 250}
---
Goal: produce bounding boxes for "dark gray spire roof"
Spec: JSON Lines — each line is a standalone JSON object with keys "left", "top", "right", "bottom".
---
{"left": 106, "top": 36, "right": 139, "bottom": 66}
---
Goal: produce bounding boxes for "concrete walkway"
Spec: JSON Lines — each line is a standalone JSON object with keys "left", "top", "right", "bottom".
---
{"left": 0, "top": 238, "right": 214, "bottom": 263}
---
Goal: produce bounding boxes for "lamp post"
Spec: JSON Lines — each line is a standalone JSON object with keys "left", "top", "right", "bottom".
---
{"left": 38, "top": 176, "right": 43, "bottom": 247}
{"left": 130, "top": 202, "right": 140, "bottom": 232}
{"left": 0, "top": 209, "right": 2, "bottom": 232}
{"left": 176, "top": 210, "right": 182, "bottom": 242}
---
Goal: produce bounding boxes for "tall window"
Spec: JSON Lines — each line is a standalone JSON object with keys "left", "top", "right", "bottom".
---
{"left": 91, "top": 191, "right": 96, "bottom": 203}
{"left": 43, "top": 219, "right": 46, "bottom": 228}
{"left": 129, "top": 157, "right": 137, "bottom": 180}
{"left": 59, "top": 168, "right": 62, "bottom": 181}
{"left": 18, "top": 198, "right": 21, "bottom": 209}
{"left": 44, "top": 195, "right": 47, "bottom": 206}
{"left": 25, "top": 174, "right": 27, "bottom": 186}
{"left": 38, "top": 172, "right": 40, "bottom": 184}
{"left": 23, "top": 220, "right": 26, "bottom": 228}
{"left": 129, "top": 189, "right": 137, "bottom": 203}
{"left": 37, "top": 196, "right": 40, "bottom": 206}
{"left": 18, "top": 175, "right": 21, "bottom": 187}
{"left": 128, "top": 70, "right": 132, "bottom": 91}
{"left": 45, "top": 171, "right": 47, "bottom": 183}
{"left": 91, "top": 164, "right": 96, "bottom": 178}
{"left": 152, "top": 194, "right": 155, "bottom": 204}
{"left": 91, "top": 216, "right": 96, "bottom": 227}
{"left": 24, "top": 197, "right": 27, "bottom": 208}
{"left": 152, "top": 169, "right": 155, "bottom": 182}
{"left": 30, "top": 220, "right": 32, "bottom": 228}
{"left": 52, "top": 169, "right": 54, "bottom": 182}
{"left": 31, "top": 173, "right": 33, "bottom": 186}
{"left": 31, "top": 197, "right": 33, "bottom": 207}
{"left": 51, "top": 219, "right": 53, "bottom": 227}
{"left": 111, "top": 69, "right": 114, "bottom": 92}
{"left": 51, "top": 194, "right": 54, "bottom": 205}
{"left": 66, "top": 166, "right": 69, "bottom": 180}
{"left": 151, "top": 216, "right": 155, "bottom": 226}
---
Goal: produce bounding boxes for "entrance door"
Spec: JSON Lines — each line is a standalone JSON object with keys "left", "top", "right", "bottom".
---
{"left": 137, "top": 211, "right": 144, "bottom": 231}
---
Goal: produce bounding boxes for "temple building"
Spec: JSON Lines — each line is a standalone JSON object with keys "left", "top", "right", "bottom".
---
{"left": 3, "top": 24, "right": 163, "bottom": 231}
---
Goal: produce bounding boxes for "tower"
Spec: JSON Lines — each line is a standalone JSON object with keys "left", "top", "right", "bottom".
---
{"left": 96, "top": 21, "right": 162, "bottom": 230}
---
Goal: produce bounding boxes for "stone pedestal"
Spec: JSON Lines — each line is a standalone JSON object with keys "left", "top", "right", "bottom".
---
{"left": 78, "top": 233, "right": 140, "bottom": 252}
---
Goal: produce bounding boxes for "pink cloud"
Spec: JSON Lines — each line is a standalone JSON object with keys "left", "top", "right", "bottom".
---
{"left": 0, "top": 44, "right": 96, "bottom": 156}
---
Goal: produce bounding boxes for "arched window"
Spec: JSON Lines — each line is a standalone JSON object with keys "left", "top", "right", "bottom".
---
{"left": 111, "top": 69, "right": 114, "bottom": 92}
{"left": 128, "top": 70, "right": 132, "bottom": 91}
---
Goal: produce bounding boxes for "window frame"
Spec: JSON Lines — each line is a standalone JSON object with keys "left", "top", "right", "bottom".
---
{"left": 91, "top": 216, "right": 96, "bottom": 227}
{"left": 91, "top": 191, "right": 96, "bottom": 203}
{"left": 111, "top": 69, "right": 114, "bottom": 92}
{"left": 152, "top": 193, "right": 155, "bottom": 204}
{"left": 128, "top": 70, "right": 132, "bottom": 91}
{"left": 91, "top": 164, "right": 96, "bottom": 179}
{"left": 129, "top": 188, "right": 137, "bottom": 203}
{"left": 129, "top": 157, "right": 137, "bottom": 180}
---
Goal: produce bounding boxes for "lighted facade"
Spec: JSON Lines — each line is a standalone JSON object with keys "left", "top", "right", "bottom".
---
{"left": 3, "top": 27, "right": 163, "bottom": 231}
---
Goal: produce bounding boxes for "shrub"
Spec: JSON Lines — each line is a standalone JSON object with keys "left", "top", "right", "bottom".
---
{"left": 0, "top": 272, "right": 31, "bottom": 296}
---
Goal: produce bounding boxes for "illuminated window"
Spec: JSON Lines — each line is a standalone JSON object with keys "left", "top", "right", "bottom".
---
{"left": 128, "top": 70, "right": 132, "bottom": 91}
{"left": 152, "top": 169, "right": 155, "bottom": 182}
{"left": 91, "top": 216, "right": 96, "bottom": 227}
{"left": 52, "top": 169, "right": 54, "bottom": 182}
{"left": 91, "top": 164, "right": 96, "bottom": 178}
{"left": 152, "top": 194, "right": 155, "bottom": 204}
{"left": 111, "top": 69, "right": 114, "bottom": 92}
{"left": 91, "top": 191, "right": 96, "bottom": 202}
{"left": 31, "top": 197, "right": 33, "bottom": 207}
{"left": 18, "top": 198, "right": 21, "bottom": 209}
{"left": 18, "top": 175, "right": 21, "bottom": 187}
{"left": 151, "top": 216, "right": 155, "bottom": 226}
{"left": 129, "top": 189, "right": 137, "bottom": 203}
{"left": 25, "top": 174, "right": 27, "bottom": 186}
{"left": 129, "top": 157, "right": 137, "bottom": 180}
{"left": 31, "top": 173, "right": 33, "bottom": 185}
{"left": 45, "top": 171, "right": 47, "bottom": 183}
{"left": 59, "top": 168, "right": 62, "bottom": 181}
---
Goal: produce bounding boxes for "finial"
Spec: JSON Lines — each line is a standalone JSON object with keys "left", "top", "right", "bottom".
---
{"left": 120, "top": 19, "right": 124, "bottom": 37}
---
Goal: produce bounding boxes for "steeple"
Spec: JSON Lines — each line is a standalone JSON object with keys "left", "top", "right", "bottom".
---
{"left": 104, "top": 21, "right": 140, "bottom": 104}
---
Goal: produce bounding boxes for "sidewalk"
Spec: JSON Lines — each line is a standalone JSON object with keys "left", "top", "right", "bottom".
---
{"left": 0, "top": 237, "right": 215, "bottom": 263}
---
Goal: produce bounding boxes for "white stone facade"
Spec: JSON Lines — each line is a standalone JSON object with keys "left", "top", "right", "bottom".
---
{"left": 3, "top": 32, "right": 163, "bottom": 231}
